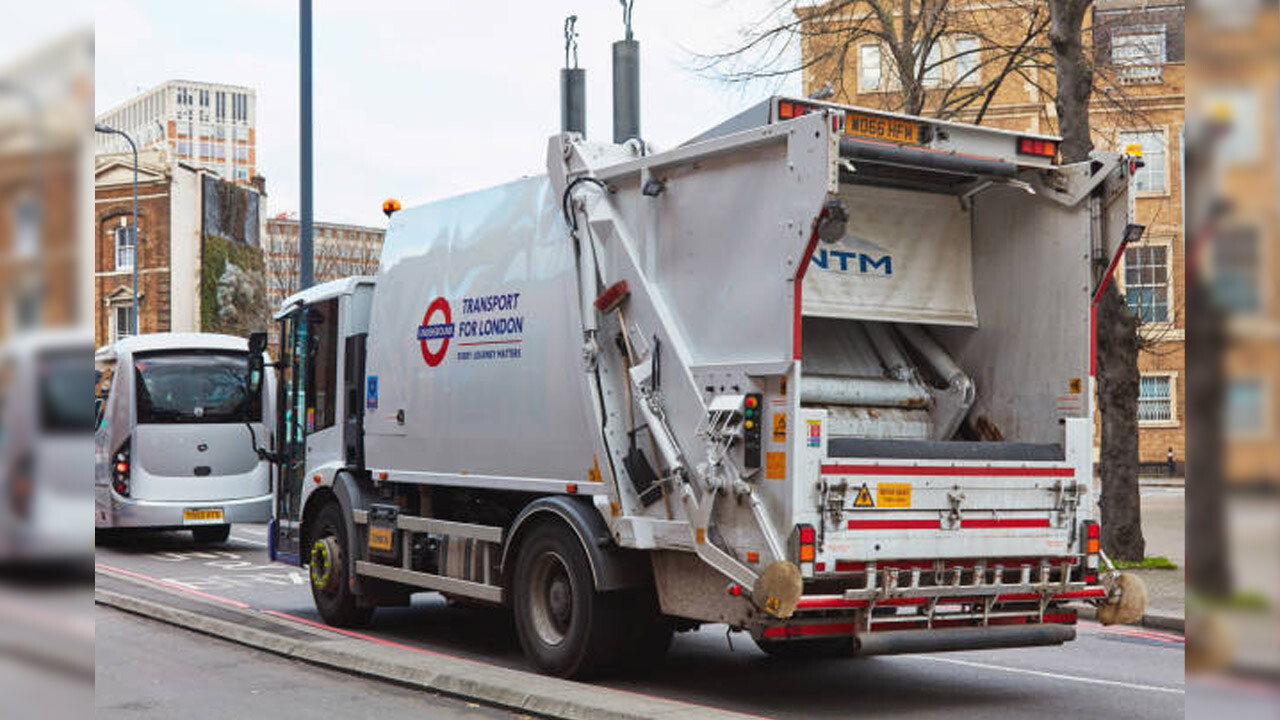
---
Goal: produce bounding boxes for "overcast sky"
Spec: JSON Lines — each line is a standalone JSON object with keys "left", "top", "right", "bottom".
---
{"left": 94, "top": 0, "right": 797, "bottom": 228}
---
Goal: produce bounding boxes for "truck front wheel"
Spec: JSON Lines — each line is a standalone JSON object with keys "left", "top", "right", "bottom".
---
{"left": 308, "top": 501, "right": 374, "bottom": 628}
{"left": 511, "top": 521, "right": 624, "bottom": 679}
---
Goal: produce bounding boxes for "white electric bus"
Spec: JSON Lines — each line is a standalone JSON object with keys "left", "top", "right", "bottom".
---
{"left": 94, "top": 333, "right": 274, "bottom": 543}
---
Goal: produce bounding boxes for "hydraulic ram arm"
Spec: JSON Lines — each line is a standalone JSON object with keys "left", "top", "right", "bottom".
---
{"left": 549, "top": 112, "right": 838, "bottom": 619}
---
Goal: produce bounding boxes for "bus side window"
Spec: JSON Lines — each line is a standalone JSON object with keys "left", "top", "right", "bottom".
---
{"left": 95, "top": 366, "right": 115, "bottom": 428}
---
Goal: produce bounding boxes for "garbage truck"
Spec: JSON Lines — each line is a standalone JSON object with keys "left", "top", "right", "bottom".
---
{"left": 253, "top": 97, "right": 1146, "bottom": 678}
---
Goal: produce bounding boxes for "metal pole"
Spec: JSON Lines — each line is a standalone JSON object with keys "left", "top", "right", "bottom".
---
{"left": 299, "top": 0, "right": 314, "bottom": 289}
{"left": 130, "top": 135, "right": 139, "bottom": 334}
{"left": 612, "top": 1, "right": 640, "bottom": 144}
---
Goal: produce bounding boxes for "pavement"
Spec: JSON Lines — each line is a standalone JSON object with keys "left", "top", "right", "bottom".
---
{"left": 97, "top": 604, "right": 517, "bottom": 720}
{"left": 95, "top": 524, "right": 1192, "bottom": 720}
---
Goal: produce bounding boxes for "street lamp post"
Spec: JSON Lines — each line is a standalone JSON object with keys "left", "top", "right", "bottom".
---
{"left": 95, "top": 123, "right": 140, "bottom": 337}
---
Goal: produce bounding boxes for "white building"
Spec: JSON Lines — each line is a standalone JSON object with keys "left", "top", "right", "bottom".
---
{"left": 95, "top": 80, "right": 257, "bottom": 184}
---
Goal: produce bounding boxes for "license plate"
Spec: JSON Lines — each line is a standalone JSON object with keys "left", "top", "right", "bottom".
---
{"left": 368, "top": 526, "right": 394, "bottom": 552}
{"left": 183, "top": 508, "right": 224, "bottom": 525}
{"left": 845, "top": 112, "right": 919, "bottom": 144}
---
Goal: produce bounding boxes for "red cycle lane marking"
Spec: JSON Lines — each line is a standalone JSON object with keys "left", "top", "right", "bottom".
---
{"left": 95, "top": 562, "right": 251, "bottom": 610}
{"left": 1078, "top": 620, "right": 1184, "bottom": 644}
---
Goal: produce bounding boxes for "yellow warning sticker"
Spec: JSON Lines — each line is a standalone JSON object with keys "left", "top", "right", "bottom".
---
{"left": 1068, "top": 377, "right": 1083, "bottom": 394}
{"left": 852, "top": 483, "right": 874, "bottom": 508}
{"left": 877, "top": 482, "right": 913, "bottom": 508}
{"left": 765, "top": 451, "right": 787, "bottom": 479}
{"left": 771, "top": 412, "right": 788, "bottom": 442}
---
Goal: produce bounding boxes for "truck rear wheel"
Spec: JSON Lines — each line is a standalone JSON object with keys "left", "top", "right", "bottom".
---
{"left": 511, "top": 521, "right": 624, "bottom": 679}
{"left": 308, "top": 501, "right": 374, "bottom": 628}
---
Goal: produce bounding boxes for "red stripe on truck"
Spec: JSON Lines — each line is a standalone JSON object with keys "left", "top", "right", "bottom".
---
{"left": 762, "top": 622, "right": 856, "bottom": 639}
{"left": 959, "top": 518, "right": 1052, "bottom": 529}
{"left": 846, "top": 519, "right": 941, "bottom": 530}
{"left": 821, "top": 464, "right": 1074, "bottom": 478}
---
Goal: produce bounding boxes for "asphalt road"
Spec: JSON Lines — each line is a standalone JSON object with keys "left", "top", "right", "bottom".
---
{"left": 96, "top": 605, "right": 518, "bottom": 719}
{"left": 95, "top": 523, "right": 1193, "bottom": 719}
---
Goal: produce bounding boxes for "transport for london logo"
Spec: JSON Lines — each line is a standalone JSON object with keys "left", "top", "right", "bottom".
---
{"left": 417, "top": 297, "right": 454, "bottom": 367}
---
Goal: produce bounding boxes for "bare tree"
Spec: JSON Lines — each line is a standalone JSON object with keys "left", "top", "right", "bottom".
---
{"left": 695, "top": 0, "right": 1053, "bottom": 123}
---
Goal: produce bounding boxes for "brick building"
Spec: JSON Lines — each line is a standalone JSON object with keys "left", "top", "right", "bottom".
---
{"left": 263, "top": 217, "right": 384, "bottom": 318}
{"left": 1192, "top": 5, "right": 1280, "bottom": 485}
{"left": 798, "top": 0, "right": 1187, "bottom": 473}
{"left": 94, "top": 148, "right": 267, "bottom": 347}
{"left": 0, "top": 30, "right": 94, "bottom": 335}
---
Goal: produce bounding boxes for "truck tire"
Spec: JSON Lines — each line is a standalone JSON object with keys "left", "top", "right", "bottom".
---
{"left": 191, "top": 524, "right": 231, "bottom": 544}
{"left": 308, "top": 501, "right": 374, "bottom": 628}
{"left": 511, "top": 520, "right": 626, "bottom": 678}
{"left": 754, "top": 636, "right": 854, "bottom": 659}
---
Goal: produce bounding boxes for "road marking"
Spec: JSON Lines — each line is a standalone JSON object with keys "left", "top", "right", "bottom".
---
{"left": 95, "top": 562, "right": 251, "bottom": 609}
{"left": 909, "top": 655, "right": 1184, "bottom": 694}
{"left": 231, "top": 535, "right": 269, "bottom": 548}
{"left": 236, "top": 526, "right": 268, "bottom": 536}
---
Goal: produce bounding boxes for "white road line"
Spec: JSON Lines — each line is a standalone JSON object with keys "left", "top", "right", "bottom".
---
{"left": 231, "top": 536, "right": 269, "bottom": 548}
{"left": 909, "top": 655, "right": 1185, "bottom": 695}
{"left": 235, "top": 527, "right": 268, "bottom": 536}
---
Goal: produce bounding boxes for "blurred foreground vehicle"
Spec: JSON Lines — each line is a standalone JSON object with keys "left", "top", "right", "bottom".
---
{"left": 0, "top": 330, "right": 93, "bottom": 563}
{"left": 94, "top": 333, "right": 274, "bottom": 543}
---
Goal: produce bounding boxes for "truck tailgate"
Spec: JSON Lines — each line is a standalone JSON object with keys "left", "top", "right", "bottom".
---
{"left": 818, "top": 460, "right": 1086, "bottom": 562}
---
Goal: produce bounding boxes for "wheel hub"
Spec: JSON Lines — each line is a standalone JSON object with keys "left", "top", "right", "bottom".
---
{"left": 529, "top": 551, "right": 573, "bottom": 646}
{"left": 310, "top": 536, "right": 342, "bottom": 594}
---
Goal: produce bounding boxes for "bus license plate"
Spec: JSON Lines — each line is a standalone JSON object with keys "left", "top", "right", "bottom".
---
{"left": 845, "top": 112, "right": 919, "bottom": 144}
{"left": 183, "top": 508, "right": 224, "bottom": 525}
{"left": 368, "top": 527, "right": 394, "bottom": 552}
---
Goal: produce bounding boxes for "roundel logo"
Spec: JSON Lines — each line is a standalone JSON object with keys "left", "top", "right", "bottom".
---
{"left": 416, "top": 297, "right": 454, "bottom": 367}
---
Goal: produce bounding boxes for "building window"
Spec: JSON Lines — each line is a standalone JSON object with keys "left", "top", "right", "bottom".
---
{"left": 1202, "top": 88, "right": 1258, "bottom": 165}
{"left": 13, "top": 197, "right": 39, "bottom": 259}
{"left": 113, "top": 303, "right": 136, "bottom": 341}
{"left": 1138, "top": 374, "right": 1175, "bottom": 425}
{"left": 1123, "top": 244, "right": 1170, "bottom": 323}
{"left": 1227, "top": 378, "right": 1266, "bottom": 438}
{"left": 953, "top": 36, "right": 980, "bottom": 85}
{"left": 235, "top": 145, "right": 249, "bottom": 161}
{"left": 1111, "top": 28, "right": 1166, "bottom": 66}
{"left": 1119, "top": 130, "right": 1166, "bottom": 193}
{"left": 114, "top": 224, "right": 135, "bottom": 270}
{"left": 922, "top": 43, "right": 943, "bottom": 87}
{"left": 1212, "top": 225, "right": 1261, "bottom": 315}
{"left": 859, "top": 44, "right": 882, "bottom": 92}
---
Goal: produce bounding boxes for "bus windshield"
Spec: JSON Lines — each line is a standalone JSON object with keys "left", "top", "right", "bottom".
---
{"left": 134, "top": 351, "right": 260, "bottom": 424}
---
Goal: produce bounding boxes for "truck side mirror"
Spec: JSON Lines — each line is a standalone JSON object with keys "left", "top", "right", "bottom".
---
{"left": 247, "top": 331, "right": 268, "bottom": 395}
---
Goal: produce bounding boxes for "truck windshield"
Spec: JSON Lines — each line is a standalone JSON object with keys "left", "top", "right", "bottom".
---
{"left": 134, "top": 351, "right": 260, "bottom": 424}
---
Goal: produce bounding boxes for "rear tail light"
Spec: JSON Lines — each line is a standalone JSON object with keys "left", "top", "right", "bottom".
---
{"left": 9, "top": 459, "right": 32, "bottom": 520}
{"left": 776, "top": 100, "right": 842, "bottom": 132}
{"left": 795, "top": 524, "right": 817, "bottom": 578}
{"left": 1081, "top": 520, "right": 1100, "bottom": 583}
{"left": 113, "top": 441, "right": 131, "bottom": 497}
{"left": 1017, "top": 136, "right": 1059, "bottom": 160}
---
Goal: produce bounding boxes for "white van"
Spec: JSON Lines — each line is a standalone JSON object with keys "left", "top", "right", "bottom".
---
{"left": 0, "top": 329, "right": 95, "bottom": 561}
{"left": 94, "top": 333, "right": 274, "bottom": 543}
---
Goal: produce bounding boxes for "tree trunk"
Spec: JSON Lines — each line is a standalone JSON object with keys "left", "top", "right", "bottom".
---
{"left": 1096, "top": 283, "right": 1145, "bottom": 561}
{"left": 1049, "top": 0, "right": 1144, "bottom": 561}
{"left": 1048, "top": 0, "right": 1094, "bottom": 163}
